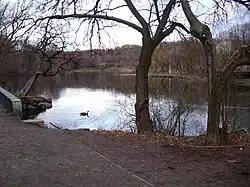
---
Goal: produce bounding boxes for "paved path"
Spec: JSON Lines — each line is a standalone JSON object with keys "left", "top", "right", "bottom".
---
{"left": 0, "top": 113, "right": 152, "bottom": 187}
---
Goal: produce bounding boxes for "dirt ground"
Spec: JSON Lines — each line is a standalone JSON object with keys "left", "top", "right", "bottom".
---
{"left": 0, "top": 113, "right": 151, "bottom": 187}
{"left": 65, "top": 130, "right": 250, "bottom": 187}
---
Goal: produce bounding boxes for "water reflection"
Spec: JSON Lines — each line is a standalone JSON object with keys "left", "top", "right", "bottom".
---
{"left": 1, "top": 72, "right": 250, "bottom": 135}
{"left": 37, "top": 88, "right": 127, "bottom": 130}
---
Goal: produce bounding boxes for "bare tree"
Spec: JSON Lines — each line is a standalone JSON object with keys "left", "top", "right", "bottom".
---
{"left": 180, "top": 0, "right": 250, "bottom": 144}
{"left": 36, "top": 0, "right": 190, "bottom": 133}
{"left": 33, "top": 0, "right": 250, "bottom": 143}
{"left": 0, "top": 0, "right": 33, "bottom": 75}
{"left": 20, "top": 24, "right": 79, "bottom": 96}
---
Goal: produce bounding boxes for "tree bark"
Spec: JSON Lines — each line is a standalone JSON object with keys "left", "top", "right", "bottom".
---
{"left": 204, "top": 41, "right": 219, "bottom": 144}
{"left": 206, "top": 86, "right": 221, "bottom": 144}
{"left": 135, "top": 38, "right": 155, "bottom": 133}
{"left": 180, "top": 0, "right": 220, "bottom": 144}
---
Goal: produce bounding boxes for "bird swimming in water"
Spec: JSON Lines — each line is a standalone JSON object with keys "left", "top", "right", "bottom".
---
{"left": 80, "top": 111, "right": 89, "bottom": 117}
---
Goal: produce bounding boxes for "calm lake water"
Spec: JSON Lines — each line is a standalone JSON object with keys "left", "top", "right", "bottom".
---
{"left": 3, "top": 72, "right": 250, "bottom": 135}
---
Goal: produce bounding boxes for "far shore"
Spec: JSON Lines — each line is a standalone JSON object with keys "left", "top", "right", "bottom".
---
{"left": 73, "top": 67, "right": 201, "bottom": 79}
{"left": 72, "top": 68, "right": 250, "bottom": 85}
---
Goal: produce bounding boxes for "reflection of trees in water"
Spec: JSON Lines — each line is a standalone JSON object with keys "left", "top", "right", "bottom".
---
{"left": 3, "top": 72, "right": 250, "bottom": 108}
{"left": 2, "top": 72, "right": 250, "bottom": 133}
{"left": 116, "top": 94, "right": 207, "bottom": 136}
{"left": 149, "top": 78, "right": 207, "bottom": 136}
{"left": 116, "top": 77, "right": 250, "bottom": 135}
{"left": 33, "top": 72, "right": 136, "bottom": 98}
{"left": 149, "top": 77, "right": 207, "bottom": 105}
{"left": 0, "top": 75, "right": 28, "bottom": 94}
{"left": 150, "top": 80, "right": 207, "bottom": 136}
{"left": 221, "top": 83, "right": 250, "bottom": 133}
{"left": 74, "top": 72, "right": 135, "bottom": 94}
{"left": 2, "top": 72, "right": 208, "bottom": 102}
{"left": 116, "top": 78, "right": 208, "bottom": 135}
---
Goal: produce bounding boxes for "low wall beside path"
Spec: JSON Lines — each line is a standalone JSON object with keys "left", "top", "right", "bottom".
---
{"left": 0, "top": 87, "right": 22, "bottom": 118}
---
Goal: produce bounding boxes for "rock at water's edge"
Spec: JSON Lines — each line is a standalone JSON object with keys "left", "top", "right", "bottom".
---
{"left": 20, "top": 96, "right": 53, "bottom": 118}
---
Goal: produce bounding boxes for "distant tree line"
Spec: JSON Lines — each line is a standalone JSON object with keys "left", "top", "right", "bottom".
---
{"left": 1, "top": 21, "right": 249, "bottom": 79}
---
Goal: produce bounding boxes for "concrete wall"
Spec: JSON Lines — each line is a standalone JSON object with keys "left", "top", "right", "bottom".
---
{"left": 0, "top": 87, "right": 22, "bottom": 118}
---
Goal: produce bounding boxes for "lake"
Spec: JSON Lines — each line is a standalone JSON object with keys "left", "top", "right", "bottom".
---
{"left": 3, "top": 72, "right": 250, "bottom": 135}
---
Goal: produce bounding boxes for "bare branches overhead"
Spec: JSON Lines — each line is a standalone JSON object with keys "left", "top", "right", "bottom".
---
{"left": 36, "top": 0, "right": 187, "bottom": 47}
{"left": 124, "top": 0, "right": 148, "bottom": 30}
{"left": 154, "top": 0, "right": 176, "bottom": 38}
{"left": 155, "top": 21, "right": 189, "bottom": 45}
{"left": 222, "top": 0, "right": 250, "bottom": 11}
{"left": 153, "top": 0, "right": 161, "bottom": 23}
{"left": 40, "top": 13, "right": 144, "bottom": 34}
{"left": 0, "top": 0, "right": 34, "bottom": 74}
{"left": 213, "top": 0, "right": 250, "bottom": 19}
{"left": 233, "top": 0, "right": 250, "bottom": 10}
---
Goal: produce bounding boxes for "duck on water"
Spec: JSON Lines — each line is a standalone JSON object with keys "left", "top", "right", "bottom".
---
{"left": 80, "top": 111, "right": 89, "bottom": 117}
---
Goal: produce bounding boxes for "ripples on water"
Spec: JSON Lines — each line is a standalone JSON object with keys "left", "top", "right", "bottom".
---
{"left": 32, "top": 72, "right": 210, "bottom": 136}
{"left": 5, "top": 72, "right": 250, "bottom": 136}
{"left": 36, "top": 86, "right": 208, "bottom": 135}
{"left": 37, "top": 88, "right": 129, "bottom": 130}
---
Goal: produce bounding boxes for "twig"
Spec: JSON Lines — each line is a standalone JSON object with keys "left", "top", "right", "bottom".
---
{"left": 49, "top": 122, "right": 62, "bottom": 129}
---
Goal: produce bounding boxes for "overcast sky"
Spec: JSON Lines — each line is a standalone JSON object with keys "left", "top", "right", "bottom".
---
{"left": 68, "top": 0, "right": 249, "bottom": 50}
{"left": 24, "top": 0, "right": 249, "bottom": 50}
{"left": 71, "top": 0, "right": 215, "bottom": 49}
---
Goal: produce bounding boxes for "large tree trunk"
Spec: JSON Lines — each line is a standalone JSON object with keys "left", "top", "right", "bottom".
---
{"left": 180, "top": 0, "right": 220, "bottom": 144}
{"left": 135, "top": 39, "right": 155, "bottom": 133}
{"left": 206, "top": 86, "right": 221, "bottom": 144}
{"left": 204, "top": 42, "right": 220, "bottom": 144}
{"left": 180, "top": 0, "right": 249, "bottom": 144}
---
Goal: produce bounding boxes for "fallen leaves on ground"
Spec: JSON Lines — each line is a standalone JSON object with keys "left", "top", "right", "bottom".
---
{"left": 66, "top": 129, "right": 250, "bottom": 147}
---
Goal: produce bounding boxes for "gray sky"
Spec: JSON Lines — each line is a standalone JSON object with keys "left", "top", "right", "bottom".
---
{"left": 11, "top": 0, "right": 247, "bottom": 50}
{"left": 73, "top": 0, "right": 215, "bottom": 49}
{"left": 66, "top": 0, "right": 249, "bottom": 50}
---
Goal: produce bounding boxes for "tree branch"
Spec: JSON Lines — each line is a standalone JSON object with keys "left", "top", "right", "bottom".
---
{"left": 155, "top": 21, "right": 189, "bottom": 45}
{"left": 232, "top": 0, "right": 250, "bottom": 11}
{"left": 153, "top": 0, "right": 161, "bottom": 23}
{"left": 40, "top": 13, "right": 143, "bottom": 34}
{"left": 218, "top": 44, "right": 250, "bottom": 87}
{"left": 155, "top": 0, "right": 176, "bottom": 38}
{"left": 180, "top": 0, "right": 211, "bottom": 42}
{"left": 124, "top": 0, "right": 148, "bottom": 29}
{"left": 181, "top": 0, "right": 200, "bottom": 28}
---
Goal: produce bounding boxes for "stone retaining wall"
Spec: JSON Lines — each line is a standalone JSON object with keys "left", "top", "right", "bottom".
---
{"left": 0, "top": 87, "right": 22, "bottom": 118}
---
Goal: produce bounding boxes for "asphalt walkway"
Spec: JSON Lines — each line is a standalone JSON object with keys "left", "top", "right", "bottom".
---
{"left": 0, "top": 113, "right": 152, "bottom": 187}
